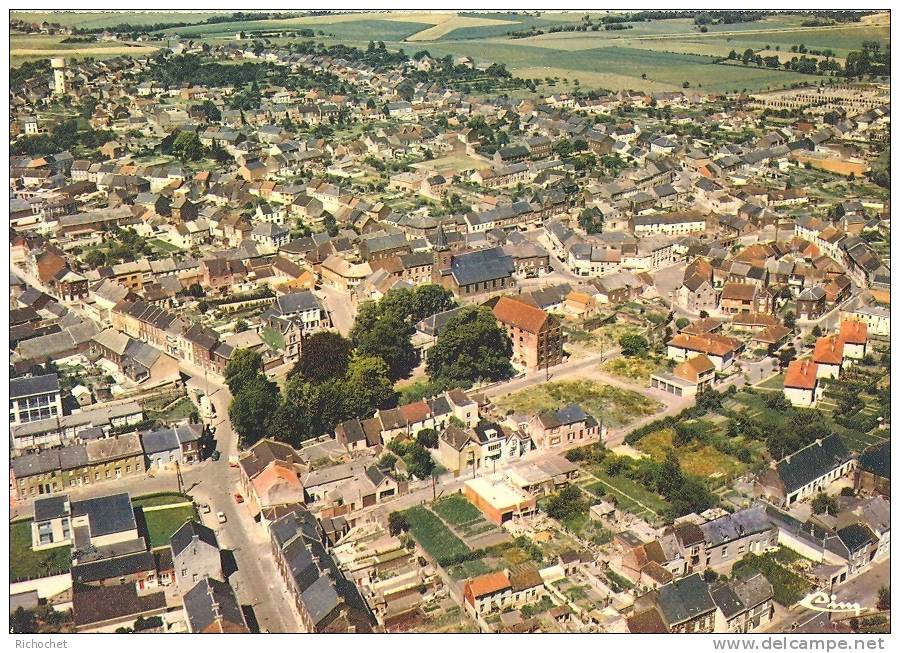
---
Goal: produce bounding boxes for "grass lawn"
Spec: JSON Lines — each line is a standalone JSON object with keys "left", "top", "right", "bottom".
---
{"left": 732, "top": 552, "right": 812, "bottom": 606}
{"left": 587, "top": 463, "right": 672, "bottom": 516}
{"left": 636, "top": 427, "right": 746, "bottom": 479}
{"left": 431, "top": 494, "right": 483, "bottom": 527}
{"left": 260, "top": 326, "right": 285, "bottom": 351}
{"left": 756, "top": 373, "right": 785, "bottom": 390}
{"left": 145, "top": 396, "right": 197, "bottom": 424}
{"left": 404, "top": 505, "right": 471, "bottom": 565}
{"left": 601, "top": 355, "right": 665, "bottom": 386}
{"left": 139, "top": 505, "right": 197, "bottom": 549}
{"left": 149, "top": 238, "right": 182, "bottom": 253}
{"left": 10, "top": 520, "right": 72, "bottom": 582}
{"left": 447, "top": 558, "right": 492, "bottom": 581}
{"left": 496, "top": 380, "right": 661, "bottom": 428}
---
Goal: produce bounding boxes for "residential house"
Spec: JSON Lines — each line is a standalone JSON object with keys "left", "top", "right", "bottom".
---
{"left": 171, "top": 519, "right": 222, "bottom": 587}
{"left": 754, "top": 435, "right": 855, "bottom": 506}
{"left": 711, "top": 573, "right": 774, "bottom": 633}
{"left": 269, "top": 508, "right": 374, "bottom": 632}
{"left": 528, "top": 404, "right": 602, "bottom": 449}
{"left": 783, "top": 359, "right": 822, "bottom": 407}
{"left": 666, "top": 333, "right": 743, "bottom": 371}
{"left": 650, "top": 354, "right": 715, "bottom": 397}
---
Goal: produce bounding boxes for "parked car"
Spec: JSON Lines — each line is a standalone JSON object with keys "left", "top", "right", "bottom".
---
{"left": 217, "top": 511, "right": 227, "bottom": 524}
{"left": 233, "top": 493, "right": 244, "bottom": 504}
{"left": 200, "top": 503, "right": 211, "bottom": 514}
{"left": 211, "top": 450, "right": 221, "bottom": 461}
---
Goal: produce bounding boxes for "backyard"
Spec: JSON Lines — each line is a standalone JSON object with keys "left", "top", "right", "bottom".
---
{"left": 495, "top": 379, "right": 662, "bottom": 428}
{"left": 133, "top": 493, "right": 198, "bottom": 549}
{"left": 10, "top": 519, "right": 72, "bottom": 582}
{"left": 732, "top": 552, "right": 813, "bottom": 606}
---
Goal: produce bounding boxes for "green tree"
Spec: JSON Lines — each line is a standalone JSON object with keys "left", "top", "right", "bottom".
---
{"left": 619, "top": 333, "right": 649, "bottom": 357}
{"left": 388, "top": 511, "right": 410, "bottom": 536}
{"left": 416, "top": 427, "right": 439, "bottom": 449}
{"left": 198, "top": 99, "right": 222, "bottom": 122}
{"left": 290, "top": 331, "right": 352, "bottom": 383}
{"left": 545, "top": 485, "right": 586, "bottom": 522}
{"left": 229, "top": 376, "right": 279, "bottom": 447}
{"left": 426, "top": 306, "right": 513, "bottom": 389}
{"left": 404, "top": 442, "right": 435, "bottom": 478}
{"left": 411, "top": 284, "right": 455, "bottom": 320}
{"left": 10, "top": 607, "right": 38, "bottom": 634}
{"left": 877, "top": 586, "right": 890, "bottom": 611}
{"left": 343, "top": 355, "right": 397, "bottom": 418}
{"left": 224, "top": 348, "right": 263, "bottom": 396}
{"left": 352, "top": 311, "right": 416, "bottom": 380}
{"left": 171, "top": 130, "right": 204, "bottom": 162}
{"left": 675, "top": 317, "right": 690, "bottom": 330}
{"left": 811, "top": 492, "right": 838, "bottom": 516}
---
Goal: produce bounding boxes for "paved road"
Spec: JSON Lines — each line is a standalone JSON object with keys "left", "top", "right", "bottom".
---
{"left": 318, "top": 284, "right": 356, "bottom": 336}
{"left": 11, "top": 262, "right": 301, "bottom": 631}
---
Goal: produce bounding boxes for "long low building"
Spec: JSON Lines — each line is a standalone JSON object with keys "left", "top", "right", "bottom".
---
{"left": 464, "top": 476, "right": 537, "bottom": 525}
{"left": 10, "top": 400, "right": 144, "bottom": 454}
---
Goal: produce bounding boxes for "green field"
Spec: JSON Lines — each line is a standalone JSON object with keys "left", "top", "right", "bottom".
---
{"left": 12, "top": 11, "right": 887, "bottom": 93}
{"left": 139, "top": 504, "right": 197, "bottom": 549}
{"left": 496, "top": 379, "right": 662, "bottom": 428}
{"left": 177, "top": 18, "right": 433, "bottom": 42}
{"left": 403, "top": 505, "right": 471, "bottom": 564}
{"left": 11, "top": 11, "right": 228, "bottom": 29}
{"left": 431, "top": 494, "right": 483, "bottom": 527}
{"left": 10, "top": 520, "right": 72, "bottom": 582}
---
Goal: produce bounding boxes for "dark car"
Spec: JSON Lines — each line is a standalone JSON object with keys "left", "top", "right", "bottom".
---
{"left": 210, "top": 450, "right": 221, "bottom": 461}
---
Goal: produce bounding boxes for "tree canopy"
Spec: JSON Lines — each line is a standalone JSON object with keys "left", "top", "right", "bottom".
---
{"left": 426, "top": 305, "right": 513, "bottom": 389}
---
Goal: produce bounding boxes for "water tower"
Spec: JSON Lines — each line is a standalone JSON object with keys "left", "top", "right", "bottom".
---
{"left": 51, "top": 57, "right": 67, "bottom": 95}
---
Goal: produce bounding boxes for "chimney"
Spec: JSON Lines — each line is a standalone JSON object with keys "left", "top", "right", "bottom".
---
{"left": 815, "top": 438, "right": 823, "bottom": 447}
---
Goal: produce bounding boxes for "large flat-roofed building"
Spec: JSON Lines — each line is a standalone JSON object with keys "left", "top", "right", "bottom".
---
{"left": 10, "top": 373, "right": 62, "bottom": 425}
{"left": 463, "top": 476, "right": 537, "bottom": 525}
{"left": 31, "top": 492, "right": 138, "bottom": 551}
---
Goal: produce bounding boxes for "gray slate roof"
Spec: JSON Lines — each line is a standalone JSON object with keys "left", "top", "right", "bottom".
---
{"left": 777, "top": 435, "right": 852, "bottom": 494}
{"left": 10, "top": 373, "right": 60, "bottom": 399}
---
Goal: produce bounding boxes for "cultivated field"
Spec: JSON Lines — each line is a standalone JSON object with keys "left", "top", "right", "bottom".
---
{"left": 13, "top": 11, "right": 887, "bottom": 93}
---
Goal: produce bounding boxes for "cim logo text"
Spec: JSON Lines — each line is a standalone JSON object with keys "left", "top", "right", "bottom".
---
{"left": 798, "top": 590, "right": 868, "bottom": 616}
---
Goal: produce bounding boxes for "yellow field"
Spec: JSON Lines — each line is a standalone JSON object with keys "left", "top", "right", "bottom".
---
{"left": 405, "top": 15, "right": 518, "bottom": 42}
{"left": 754, "top": 49, "right": 846, "bottom": 65}
{"left": 513, "top": 66, "right": 679, "bottom": 93}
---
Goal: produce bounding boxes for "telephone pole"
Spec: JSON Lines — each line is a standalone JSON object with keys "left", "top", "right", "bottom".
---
{"left": 175, "top": 460, "right": 184, "bottom": 494}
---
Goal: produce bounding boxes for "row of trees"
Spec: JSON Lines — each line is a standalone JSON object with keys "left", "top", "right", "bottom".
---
{"left": 11, "top": 118, "right": 113, "bottom": 157}
{"left": 227, "top": 284, "right": 516, "bottom": 451}
{"left": 226, "top": 336, "right": 395, "bottom": 448}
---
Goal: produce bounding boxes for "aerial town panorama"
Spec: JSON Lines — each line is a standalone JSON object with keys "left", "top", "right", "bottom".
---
{"left": 6, "top": 6, "right": 892, "bottom": 639}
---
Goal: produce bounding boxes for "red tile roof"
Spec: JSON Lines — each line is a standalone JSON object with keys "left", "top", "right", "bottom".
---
{"left": 813, "top": 335, "right": 844, "bottom": 365}
{"left": 838, "top": 320, "right": 867, "bottom": 345}
{"left": 399, "top": 399, "right": 431, "bottom": 424}
{"left": 673, "top": 354, "right": 715, "bottom": 382}
{"left": 668, "top": 332, "right": 742, "bottom": 357}
{"left": 784, "top": 359, "right": 818, "bottom": 390}
{"left": 492, "top": 296, "right": 549, "bottom": 334}
{"left": 465, "top": 571, "right": 511, "bottom": 598}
